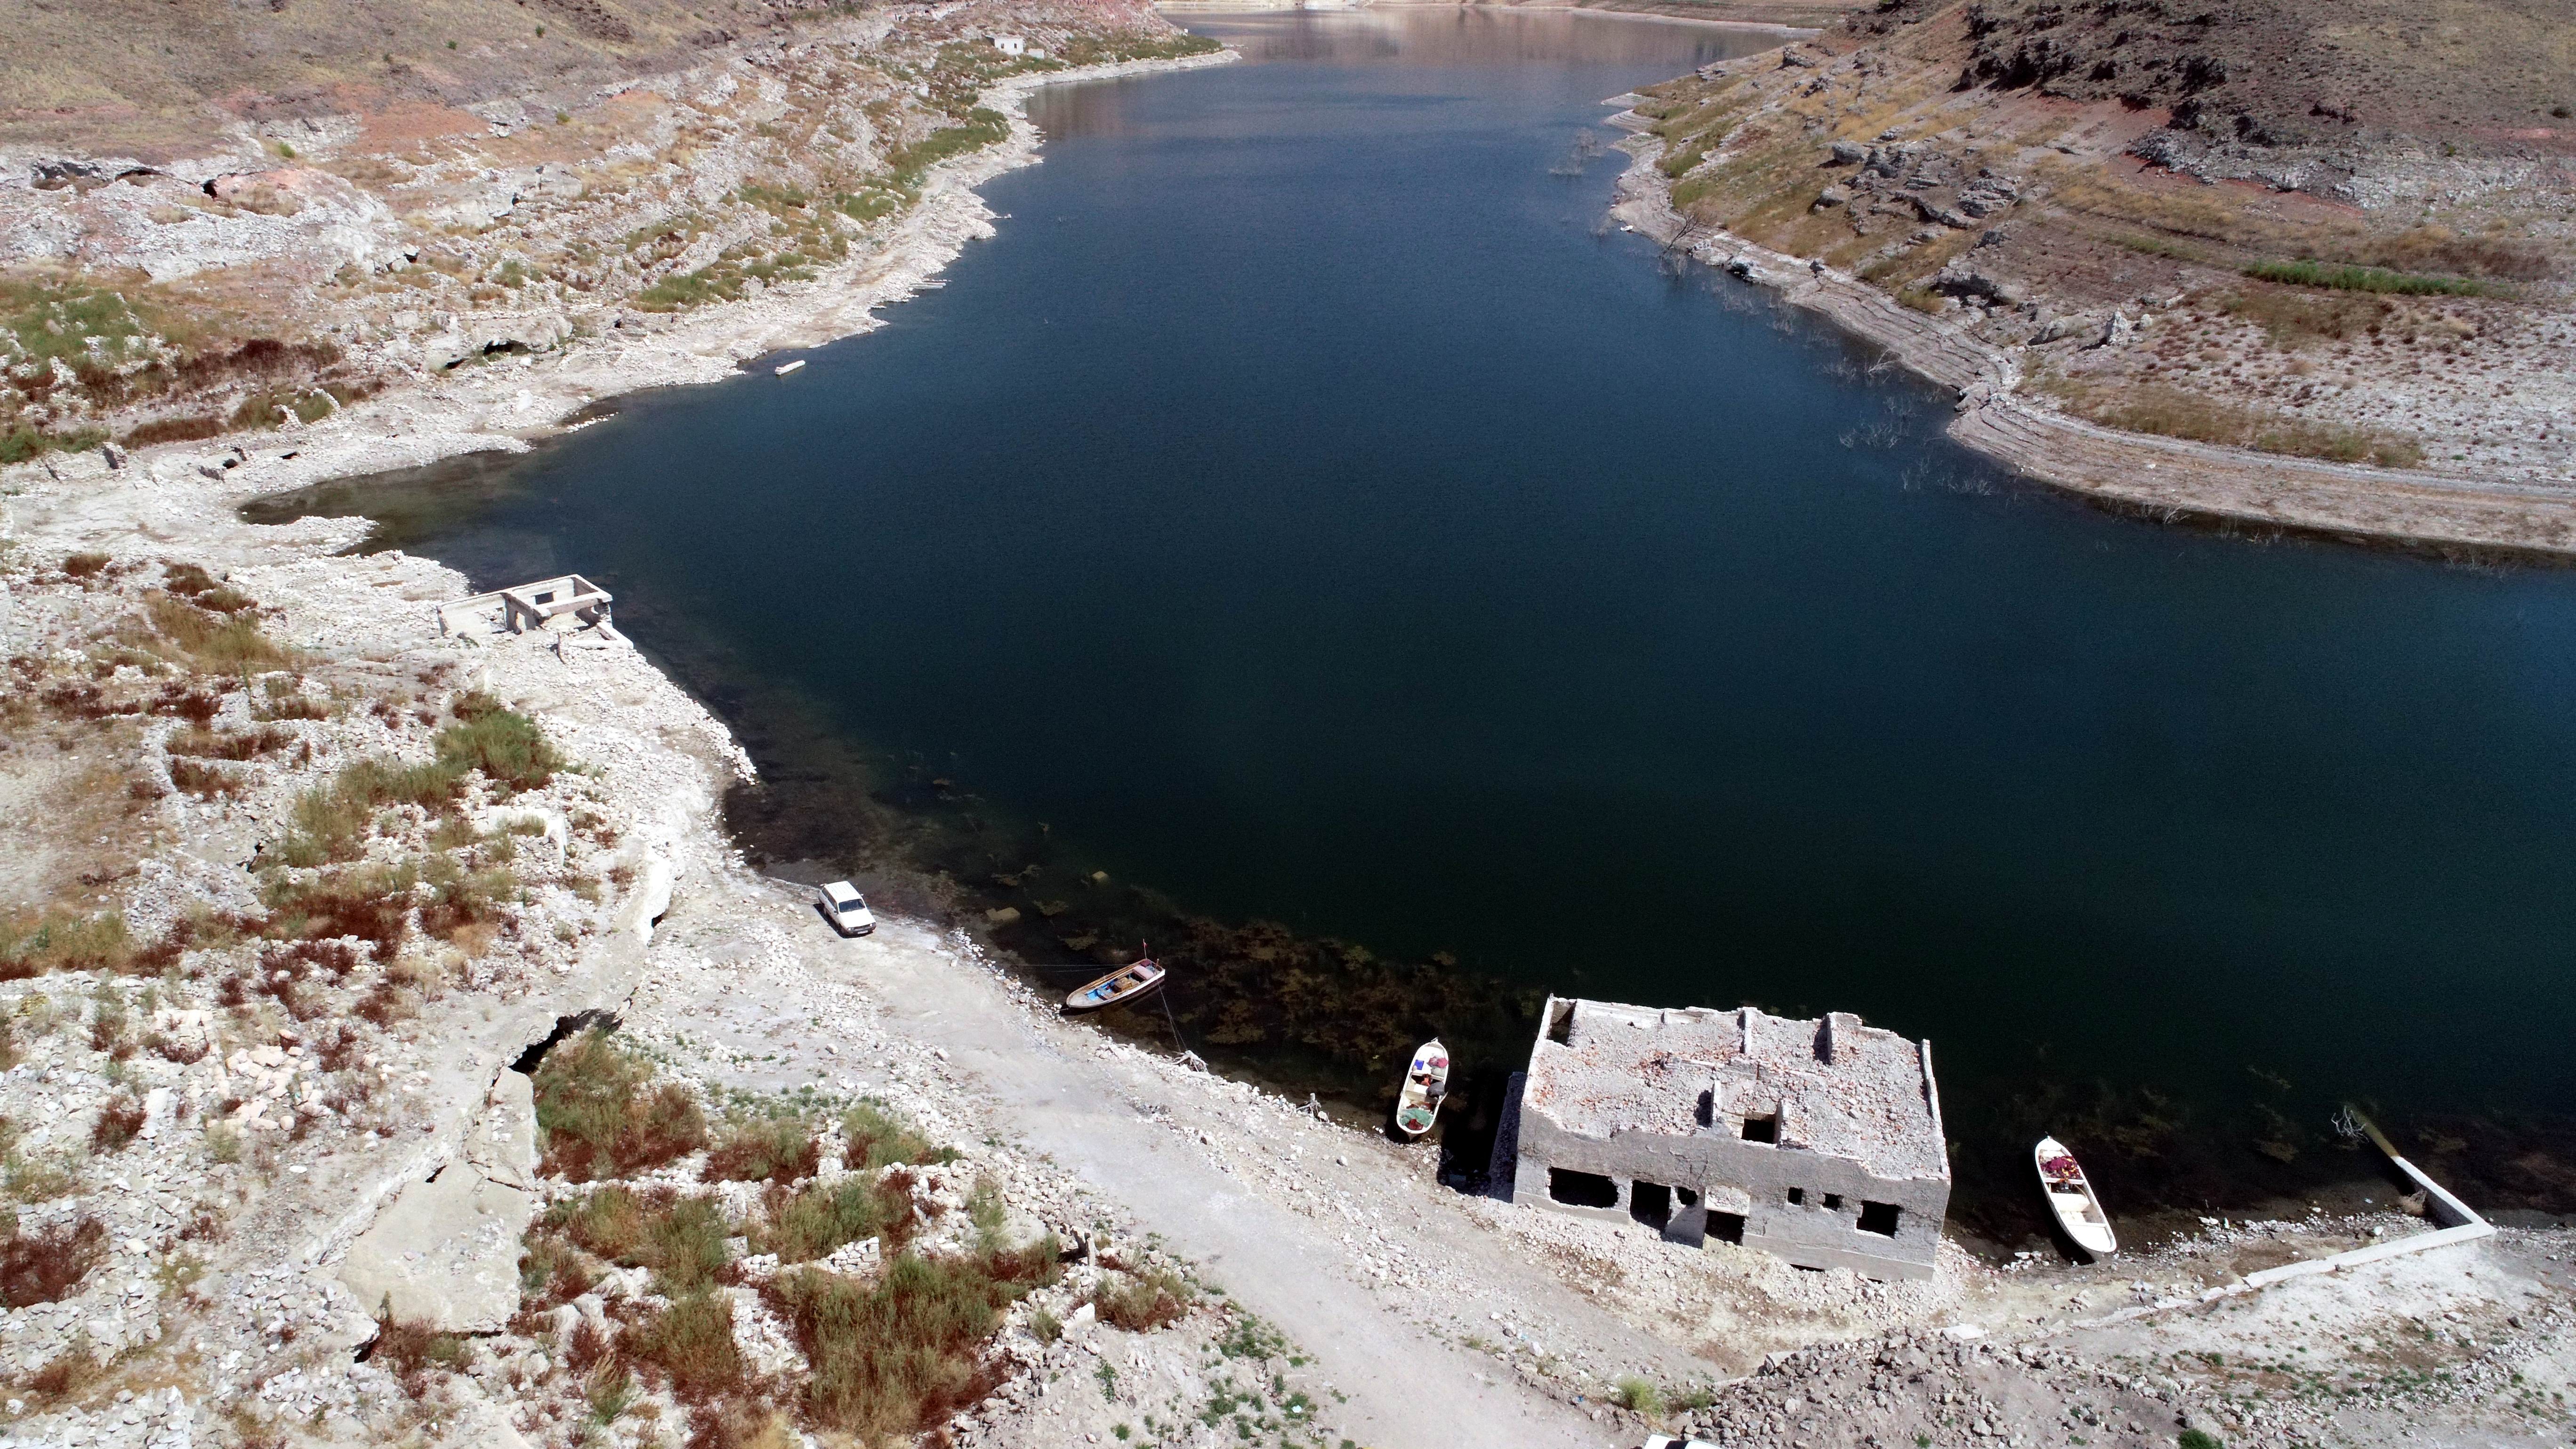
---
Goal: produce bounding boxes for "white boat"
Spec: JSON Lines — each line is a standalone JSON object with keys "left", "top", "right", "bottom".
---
{"left": 1064, "top": 954, "right": 1164, "bottom": 1013}
{"left": 2035, "top": 1136, "right": 2116, "bottom": 1257}
{"left": 774, "top": 359, "right": 806, "bottom": 376}
{"left": 1394, "top": 1037, "right": 1449, "bottom": 1136}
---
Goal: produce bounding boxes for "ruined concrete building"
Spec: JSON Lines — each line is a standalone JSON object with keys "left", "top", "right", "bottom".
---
{"left": 1503, "top": 997, "right": 1949, "bottom": 1280}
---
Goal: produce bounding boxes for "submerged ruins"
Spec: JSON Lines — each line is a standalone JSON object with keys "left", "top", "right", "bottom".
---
{"left": 1503, "top": 997, "right": 1950, "bottom": 1280}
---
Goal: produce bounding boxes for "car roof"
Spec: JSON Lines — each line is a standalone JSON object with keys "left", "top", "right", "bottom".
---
{"left": 822, "top": 881, "right": 861, "bottom": 901}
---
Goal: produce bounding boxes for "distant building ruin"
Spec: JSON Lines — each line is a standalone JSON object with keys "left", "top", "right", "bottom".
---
{"left": 1501, "top": 997, "right": 1949, "bottom": 1280}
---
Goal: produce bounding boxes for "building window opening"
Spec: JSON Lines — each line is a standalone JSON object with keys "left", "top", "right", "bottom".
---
{"left": 1706, "top": 1211, "right": 1746, "bottom": 1246}
{"left": 1740, "top": 1113, "right": 1778, "bottom": 1144}
{"left": 1695, "top": 1088, "right": 1715, "bottom": 1127}
{"left": 1786, "top": 1187, "right": 1806, "bottom": 1206}
{"left": 1676, "top": 1186, "right": 1699, "bottom": 1208}
{"left": 1823, "top": 1193, "right": 1843, "bottom": 1211}
{"left": 1546, "top": 999, "right": 1575, "bottom": 1045}
{"left": 1630, "top": 1181, "right": 1673, "bottom": 1229}
{"left": 1858, "top": 1200, "right": 1903, "bottom": 1237}
{"left": 1547, "top": 1168, "right": 1619, "bottom": 1209}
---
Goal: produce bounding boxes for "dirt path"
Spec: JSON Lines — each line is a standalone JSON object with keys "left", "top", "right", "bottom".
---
{"left": 828, "top": 919, "right": 1660, "bottom": 1449}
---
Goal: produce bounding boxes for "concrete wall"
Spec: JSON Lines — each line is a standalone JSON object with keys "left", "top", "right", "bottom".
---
{"left": 1506, "top": 1085, "right": 1948, "bottom": 1281}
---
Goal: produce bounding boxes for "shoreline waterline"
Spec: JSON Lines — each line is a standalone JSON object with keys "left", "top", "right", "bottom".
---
{"left": 221, "top": 9, "right": 2576, "bottom": 1247}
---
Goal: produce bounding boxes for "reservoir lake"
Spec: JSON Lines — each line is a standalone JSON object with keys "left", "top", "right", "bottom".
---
{"left": 255, "top": 10, "right": 2576, "bottom": 1234}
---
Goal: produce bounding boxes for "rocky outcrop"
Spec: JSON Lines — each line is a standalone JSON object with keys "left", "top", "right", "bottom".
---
{"left": 338, "top": 1163, "right": 534, "bottom": 1334}
{"left": 338, "top": 1071, "right": 544, "bottom": 1335}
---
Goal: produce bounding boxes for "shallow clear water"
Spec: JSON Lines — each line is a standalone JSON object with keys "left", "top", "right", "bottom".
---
{"left": 257, "top": 11, "right": 2576, "bottom": 1217}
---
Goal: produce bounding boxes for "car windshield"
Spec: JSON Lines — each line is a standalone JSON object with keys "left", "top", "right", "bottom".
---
{"left": 842, "top": 898, "right": 867, "bottom": 913}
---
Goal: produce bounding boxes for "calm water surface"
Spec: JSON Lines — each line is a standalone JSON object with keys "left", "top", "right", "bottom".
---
{"left": 260, "top": 11, "right": 2576, "bottom": 1218}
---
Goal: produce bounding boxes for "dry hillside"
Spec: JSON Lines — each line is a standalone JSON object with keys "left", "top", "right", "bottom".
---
{"left": 0, "top": 0, "right": 1209, "bottom": 465}
{"left": 1633, "top": 0, "right": 2576, "bottom": 483}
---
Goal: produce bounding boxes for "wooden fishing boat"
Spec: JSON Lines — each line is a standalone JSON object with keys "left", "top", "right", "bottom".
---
{"left": 1394, "top": 1037, "right": 1449, "bottom": 1137}
{"left": 1064, "top": 955, "right": 1164, "bottom": 1013}
{"left": 2035, "top": 1136, "right": 2117, "bottom": 1258}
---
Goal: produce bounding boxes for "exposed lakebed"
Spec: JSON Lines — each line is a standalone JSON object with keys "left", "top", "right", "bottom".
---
{"left": 249, "top": 10, "right": 2576, "bottom": 1236}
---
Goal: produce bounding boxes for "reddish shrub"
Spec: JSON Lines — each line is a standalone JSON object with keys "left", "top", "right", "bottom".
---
{"left": 120, "top": 415, "right": 224, "bottom": 448}
{"left": 369, "top": 1307, "right": 468, "bottom": 1399}
{"left": 1, "top": 1216, "right": 107, "bottom": 1307}
{"left": 90, "top": 1095, "right": 147, "bottom": 1154}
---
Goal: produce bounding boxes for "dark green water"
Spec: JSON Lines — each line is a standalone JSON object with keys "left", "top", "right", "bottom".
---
{"left": 253, "top": 10, "right": 2576, "bottom": 1229}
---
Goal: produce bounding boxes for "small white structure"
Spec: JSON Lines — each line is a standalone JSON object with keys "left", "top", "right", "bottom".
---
{"left": 434, "top": 573, "right": 616, "bottom": 639}
{"left": 992, "top": 33, "right": 1026, "bottom": 56}
{"left": 499, "top": 574, "right": 612, "bottom": 634}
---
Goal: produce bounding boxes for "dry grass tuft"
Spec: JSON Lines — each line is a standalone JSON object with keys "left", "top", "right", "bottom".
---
{"left": 145, "top": 594, "right": 285, "bottom": 671}
{"left": 2050, "top": 379, "right": 2426, "bottom": 469}
{"left": 1091, "top": 1265, "right": 1193, "bottom": 1332}
{"left": 167, "top": 757, "right": 245, "bottom": 799}
{"left": 0, "top": 910, "right": 132, "bottom": 979}
{"left": 258, "top": 862, "right": 419, "bottom": 960}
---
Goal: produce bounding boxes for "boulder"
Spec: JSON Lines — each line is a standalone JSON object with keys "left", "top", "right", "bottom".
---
{"left": 1827, "top": 140, "right": 1868, "bottom": 166}
{"left": 612, "top": 853, "right": 676, "bottom": 945}
{"left": 819, "top": 1236, "right": 882, "bottom": 1276}
{"left": 465, "top": 1069, "right": 539, "bottom": 1191}
{"left": 339, "top": 1164, "right": 533, "bottom": 1333}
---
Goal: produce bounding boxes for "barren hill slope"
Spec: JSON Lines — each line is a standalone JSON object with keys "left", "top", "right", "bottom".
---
{"left": 1629, "top": 0, "right": 2576, "bottom": 496}
{"left": 0, "top": 0, "right": 1206, "bottom": 464}
{"left": 1947, "top": 0, "right": 2576, "bottom": 146}
{"left": 0, "top": 0, "right": 766, "bottom": 154}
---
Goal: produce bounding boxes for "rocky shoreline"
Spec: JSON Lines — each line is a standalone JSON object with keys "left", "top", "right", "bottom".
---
{"left": 1604, "top": 120, "right": 2576, "bottom": 561}
{"left": 4, "top": 44, "right": 1237, "bottom": 519}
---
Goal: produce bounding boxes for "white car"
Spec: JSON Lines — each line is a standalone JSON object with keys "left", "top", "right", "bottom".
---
{"left": 819, "top": 880, "right": 875, "bottom": 937}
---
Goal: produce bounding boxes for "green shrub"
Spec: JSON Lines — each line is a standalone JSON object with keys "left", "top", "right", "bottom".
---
{"left": 622, "top": 1289, "right": 745, "bottom": 1403}
{"left": 754, "top": 1170, "right": 917, "bottom": 1264}
{"left": 704, "top": 1116, "right": 821, "bottom": 1184}
{"left": 887, "top": 109, "right": 1010, "bottom": 186}
{"left": 532, "top": 1029, "right": 708, "bottom": 1182}
{"left": 0, "top": 425, "right": 108, "bottom": 464}
{"left": 1613, "top": 1375, "right": 1665, "bottom": 1415}
{"left": 553, "top": 1186, "right": 731, "bottom": 1295}
{"left": 2178, "top": 1432, "right": 2226, "bottom": 1449}
{"left": 436, "top": 692, "right": 559, "bottom": 793}
{"left": 842, "top": 1101, "right": 952, "bottom": 1171}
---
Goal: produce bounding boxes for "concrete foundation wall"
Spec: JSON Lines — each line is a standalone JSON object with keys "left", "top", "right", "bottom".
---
{"left": 1507, "top": 1101, "right": 1947, "bottom": 1280}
